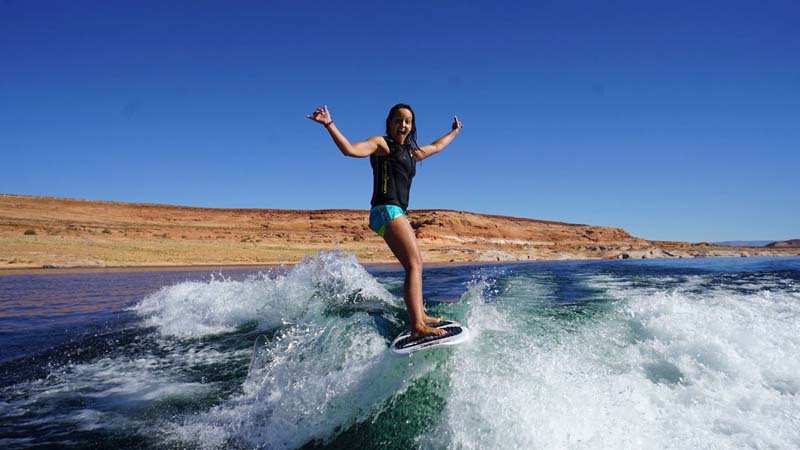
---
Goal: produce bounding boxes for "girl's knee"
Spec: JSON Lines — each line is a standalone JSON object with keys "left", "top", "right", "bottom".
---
{"left": 407, "top": 256, "right": 423, "bottom": 274}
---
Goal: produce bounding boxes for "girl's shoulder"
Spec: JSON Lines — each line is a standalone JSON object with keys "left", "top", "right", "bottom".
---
{"left": 368, "top": 136, "right": 391, "bottom": 156}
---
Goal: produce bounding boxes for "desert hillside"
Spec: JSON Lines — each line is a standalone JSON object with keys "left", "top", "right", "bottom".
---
{"left": 1, "top": 194, "right": 797, "bottom": 270}
{"left": 766, "top": 239, "right": 800, "bottom": 248}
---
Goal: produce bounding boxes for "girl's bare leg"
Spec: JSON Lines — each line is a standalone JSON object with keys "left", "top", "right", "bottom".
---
{"left": 383, "top": 215, "right": 446, "bottom": 339}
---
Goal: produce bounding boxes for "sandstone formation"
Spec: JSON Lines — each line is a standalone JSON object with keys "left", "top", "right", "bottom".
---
{"left": 1, "top": 194, "right": 798, "bottom": 270}
{"left": 766, "top": 239, "right": 800, "bottom": 248}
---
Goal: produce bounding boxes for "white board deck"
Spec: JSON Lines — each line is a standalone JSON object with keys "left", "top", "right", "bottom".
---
{"left": 389, "top": 321, "right": 470, "bottom": 356}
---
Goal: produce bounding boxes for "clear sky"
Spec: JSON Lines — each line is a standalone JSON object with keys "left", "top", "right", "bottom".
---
{"left": 2, "top": 0, "right": 798, "bottom": 242}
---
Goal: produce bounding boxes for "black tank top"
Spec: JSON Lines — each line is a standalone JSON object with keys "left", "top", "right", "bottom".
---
{"left": 370, "top": 137, "right": 416, "bottom": 210}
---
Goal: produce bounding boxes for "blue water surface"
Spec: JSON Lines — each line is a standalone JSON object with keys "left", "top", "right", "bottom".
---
{"left": 0, "top": 255, "right": 798, "bottom": 449}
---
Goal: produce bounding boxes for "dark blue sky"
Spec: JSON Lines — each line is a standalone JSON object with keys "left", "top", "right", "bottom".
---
{"left": 2, "top": 0, "right": 798, "bottom": 241}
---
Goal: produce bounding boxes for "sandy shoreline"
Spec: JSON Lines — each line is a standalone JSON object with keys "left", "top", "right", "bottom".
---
{"left": 2, "top": 194, "right": 798, "bottom": 272}
{"left": 0, "top": 260, "right": 494, "bottom": 276}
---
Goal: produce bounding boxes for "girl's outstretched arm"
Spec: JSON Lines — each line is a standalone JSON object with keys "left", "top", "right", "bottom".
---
{"left": 415, "top": 115, "right": 463, "bottom": 161}
{"left": 307, "top": 105, "right": 385, "bottom": 158}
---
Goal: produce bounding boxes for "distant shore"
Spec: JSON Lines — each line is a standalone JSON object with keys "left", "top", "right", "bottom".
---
{"left": 0, "top": 259, "right": 498, "bottom": 276}
{"left": 2, "top": 194, "right": 798, "bottom": 272}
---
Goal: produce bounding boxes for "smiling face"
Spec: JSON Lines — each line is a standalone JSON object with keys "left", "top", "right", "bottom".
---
{"left": 386, "top": 105, "right": 415, "bottom": 145}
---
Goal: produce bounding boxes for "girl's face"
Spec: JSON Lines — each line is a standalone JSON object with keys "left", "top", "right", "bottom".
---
{"left": 389, "top": 108, "right": 414, "bottom": 144}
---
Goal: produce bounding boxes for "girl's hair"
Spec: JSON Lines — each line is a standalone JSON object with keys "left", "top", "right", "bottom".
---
{"left": 385, "top": 103, "right": 419, "bottom": 149}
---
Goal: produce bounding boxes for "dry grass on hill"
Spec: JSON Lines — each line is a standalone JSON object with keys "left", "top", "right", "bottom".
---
{"left": 1, "top": 194, "right": 796, "bottom": 270}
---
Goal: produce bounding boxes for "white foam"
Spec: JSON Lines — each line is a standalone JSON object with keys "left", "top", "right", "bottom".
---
{"left": 423, "top": 271, "right": 800, "bottom": 449}
{"left": 0, "top": 344, "right": 223, "bottom": 449}
{"left": 133, "top": 251, "right": 397, "bottom": 338}
{"left": 13, "top": 352, "right": 213, "bottom": 408}
{"left": 155, "top": 252, "right": 436, "bottom": 449}
{"left": 174, "top": 316, "right": 437, "bottom": 449}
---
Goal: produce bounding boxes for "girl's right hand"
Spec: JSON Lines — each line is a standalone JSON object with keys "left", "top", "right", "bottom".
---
{"left": 451, "top": 115, "right": 463, "bottom": 130}
{"left": 307, "top": 105, "right": 333, "bottom": 126}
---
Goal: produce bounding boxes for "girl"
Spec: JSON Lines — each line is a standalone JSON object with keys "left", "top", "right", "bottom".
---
{"left": 308, "top": 104, "right": 463, "bottom": 339}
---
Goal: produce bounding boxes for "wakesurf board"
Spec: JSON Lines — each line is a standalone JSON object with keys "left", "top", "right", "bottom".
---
{"left": 389, "top": 320, "right": 470, "bottom": 356}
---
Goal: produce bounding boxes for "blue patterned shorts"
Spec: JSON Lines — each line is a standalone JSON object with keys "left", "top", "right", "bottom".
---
{"left": 369, "top": 205, "right": 407, "bottom": 237}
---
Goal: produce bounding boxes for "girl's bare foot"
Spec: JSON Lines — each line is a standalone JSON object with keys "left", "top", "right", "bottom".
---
{"left": 411, "top": 323, "right": 447, "bottom": 340}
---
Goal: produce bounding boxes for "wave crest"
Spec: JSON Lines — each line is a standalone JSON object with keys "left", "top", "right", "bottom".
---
{"left": 132, "top": 251, "right": 397, "bottom": 338}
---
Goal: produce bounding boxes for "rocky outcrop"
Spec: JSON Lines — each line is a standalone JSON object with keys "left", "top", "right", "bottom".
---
{"left": 766, "top": 239, "right": 800, "bottom": 248}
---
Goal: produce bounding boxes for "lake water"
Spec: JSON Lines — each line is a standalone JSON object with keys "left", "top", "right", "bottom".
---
{"left": 1, "top": 253, "right": 799, "bottom": 449}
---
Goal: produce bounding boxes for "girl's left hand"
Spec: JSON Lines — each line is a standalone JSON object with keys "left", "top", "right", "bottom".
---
{"left": 452, "top": 115, "right": 463, "bottom": 130}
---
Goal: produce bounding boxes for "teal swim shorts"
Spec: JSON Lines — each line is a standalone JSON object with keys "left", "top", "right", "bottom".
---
{"left": 369, "top": 205, "right": 407, "bottom": 237}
